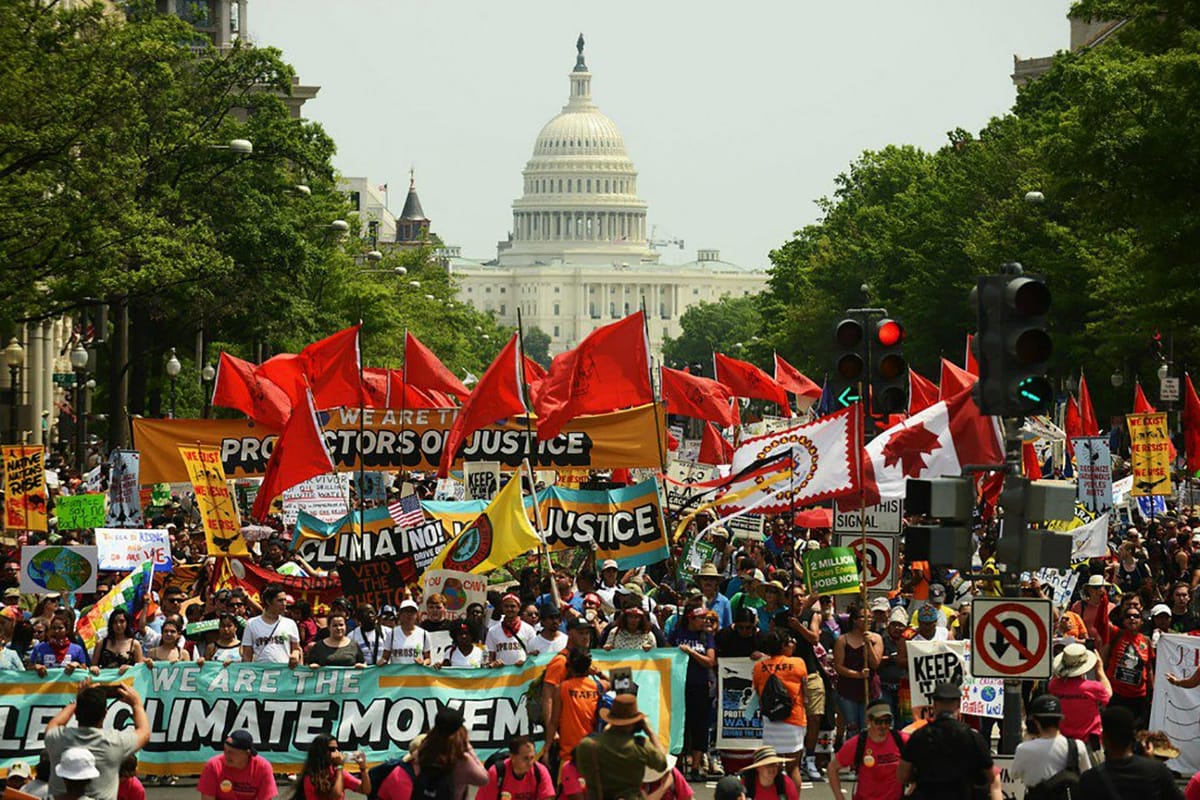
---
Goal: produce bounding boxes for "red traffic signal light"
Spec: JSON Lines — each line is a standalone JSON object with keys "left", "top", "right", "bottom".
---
{"left": 876, "top": 319, "right": 904, "bottom": 347}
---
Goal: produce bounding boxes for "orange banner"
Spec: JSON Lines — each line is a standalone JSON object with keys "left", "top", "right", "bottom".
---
{"left": 3, "top": 446, "right": 47, "bottom": 532}
{"left": 178, "top": 445, "right": 248, "bottom": 556}
{"left": 1127, "top": 412, "right": 1173, "bottom": 496}
{"left": 134, "top": 404, "right": 666, "bottom": 484}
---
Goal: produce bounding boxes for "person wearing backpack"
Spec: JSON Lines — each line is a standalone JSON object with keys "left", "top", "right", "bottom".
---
{"left": 413, "top": 707, "right": 488, "bottom": 800}
{"left": 827, "top": 700, "right": 907, "bottom": 800}
{"left": 1010, "top": 694, "right": 1090, "bottom": 800}
{"left": 476, "top": 736, "right": 554, "bottom": 800}
{"left": 896, "top": 682, "right": 999, "bottom": 800}
{"left": 546, "top": 649, "right": 610, "bottom": 766}
{"left": 751, "top": 631, "right": 807, "bottom": 790}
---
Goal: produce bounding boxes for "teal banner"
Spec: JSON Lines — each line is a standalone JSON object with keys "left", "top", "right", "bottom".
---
{"left": 0, "top": 649, "right": 685, "bottom": 775}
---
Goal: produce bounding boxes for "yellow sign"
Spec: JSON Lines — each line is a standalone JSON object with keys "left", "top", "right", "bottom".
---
{"left": 1127, "top": 412, "right": 1172, "bottom": 496}
{"left": 3, "top": 446, "right": 47, "bottom": 532}
{"left": 134, "top": 404, "right": 667, "bottom": 484}
{"left": 177, "top": 445, "right": 248, "bottom": 556}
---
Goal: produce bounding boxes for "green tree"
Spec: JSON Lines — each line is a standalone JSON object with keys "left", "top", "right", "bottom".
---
{"left": 663, "top": 295, "right": 764, "bottom": 376}
{"left": 522, "top": 326, "right": 552, "bottom": 368}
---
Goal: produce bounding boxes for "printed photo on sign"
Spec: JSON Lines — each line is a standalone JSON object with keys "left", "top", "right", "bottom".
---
{"left": 422, "top": 570, "right": 488, "bottom": 620}
{"left": 106, "top": 450, "right": 144, "bottom": 528}
{"left": 716, "top": 657, "right": 763, "bottom": 749}
{"left": 19, "top": 545, "right": 97, "bottom": 594}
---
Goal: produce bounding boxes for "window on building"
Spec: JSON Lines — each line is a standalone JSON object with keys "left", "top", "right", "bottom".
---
{"left": 693, "top": 288, "right": 700, "bottom": 295}
{"left": 500, "top": 287, "right": 506, "bottom": 294}
{"left": 553, "top": 303, "right": 560, "bottom": 315}
{"left": 586, "top": 179, "right": 591, "bottom": 192}
{"left": 486, "top": 287, "right": 492, "bottom": 294}
{"left": 553, "top": 325, "right": 560, "bottom": 337}
{"left": 609, "top": 303, "right": 616, "bottom": 317}
{"left": 349, "top": 191, "right": 361, "bottom": 211}
{"left": 554, "top": 286, "right": 560, "bottom": 293}
{"left": 576, "top": 179, "right": 582, "bottom": 192}
{"left": 500, "top": 304, "right": 506, "bottom": 315}
{"left": 367, "top": 220, "right": 379, "bottom": 248}
{"left": 590, "top": 303, "right": 598, "bottom": 318}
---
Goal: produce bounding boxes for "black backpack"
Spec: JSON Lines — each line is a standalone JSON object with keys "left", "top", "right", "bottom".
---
{"left": 411, "top": 765, "right": 455, "bottom": 800}
{"left": 1024, "top": 738, "right": 1084, "bottom": 800}
{"left": 482, "top": 753, "right": 546, "bottom": 797}
{"left": 760, "top": 673, "right": 794, "bottom": 722}
{"left": 854, "top": 728, "right": 905, "bottom": 769}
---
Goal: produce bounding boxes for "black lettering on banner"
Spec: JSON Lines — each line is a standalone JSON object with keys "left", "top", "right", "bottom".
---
{"left": 912, "top": 651, "right": 963, "bottom": 703}
{"left": 298, "top": 523, "right": 446, "bottom": 572}
{"left": 542, "top": 503, "right": 663, "bottom": 549}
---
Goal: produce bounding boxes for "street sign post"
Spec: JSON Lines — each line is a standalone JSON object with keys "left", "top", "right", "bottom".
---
{"left": 833, "top": 498, "right": 903, "bottom": 534}
{"left": 835, "top": 532, "right": 898, "bottom": 592}
{"left": 970, "top": 597, "right": 1052, "bottom": 679}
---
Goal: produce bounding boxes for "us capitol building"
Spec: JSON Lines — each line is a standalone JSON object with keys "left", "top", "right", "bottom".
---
{"left": 444, "top": 36, "right": 768, "bottom": 360}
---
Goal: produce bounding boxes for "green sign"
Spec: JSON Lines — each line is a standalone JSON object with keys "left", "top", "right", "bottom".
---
{"left": 677, "top": 539, "right": 716, "bottom": 584}
{"left": 54, "top": 493, "right": 106, "bottom": 530}
{"left": 52, "top": 373, "right": 77, "bottom": 388}
{"left": 151, "top": 483, "right": 172, "bottom": 507}
{"left": 802, "top": 545, "right": 861, "bottom": 595}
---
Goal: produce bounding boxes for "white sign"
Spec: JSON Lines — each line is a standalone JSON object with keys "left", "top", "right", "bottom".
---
{"left": 106, "top": 450, "right": 143, "bottom": 528}
{"left": 428, "top": 630, "right": 453, "bottom": 666}
{"left": 1033, "top": 567, "right": 1079, "bottom": 609}
{"left": 1150, "top": 633, "right": 1200, "bottom": 776}
{"left": 717, "top": 657, "right": 763, "bottom": 749}
{"left": 906, "top": 639, "right": 1003, "bottom": 718}
{"left": 94, "top": 528, "right": 172, "bottom": 573}
{"left": 1072, "top": 437, "right": 1113, "bottom": 513}
{"left": 1112, "top": 475, "right": 1133, "bottom": 507}
{"left": 282, "top": 473, "right": 349, "bottom": 528}
{"left": 971, "top": 597, "right": 1052, "bottom": 679}
{"left": 422, "top": 569, "right": 488, "bottom": 620}
{"left": 1161, "top": 376, "right": 1180, "bottom": 402}
{"left": 664, "top": 461, "right": 718, "bottom": 511}
{"left": 464, "top": 461, "right": 502, "bottom": 501}
{"left": 991, "top": 756, "right": 1025, "bottom": 800}
{"left": 833, "top": 498, "right": 903, "bottom": 534}
{"left": 723, "top": 513, "right": 765, "bottom": 540}
{"left": 836, "top": 532, "right": 898, "bottom": 591}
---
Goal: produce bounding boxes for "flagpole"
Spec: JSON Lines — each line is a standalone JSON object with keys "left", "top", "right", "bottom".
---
{"left": 358, "top": 322, "right": 365, "bottom": 540}
{"left": 515, "top": 308, "right": 555, "bottom": 597}
{"left": 640, "top": 300, "right": 667, "bottom": 474}
{"left": 855, "top": 391, "right": 870, "bottom": 705}
{"left": 400, "top": 328, "right": 409, "bottom": 487}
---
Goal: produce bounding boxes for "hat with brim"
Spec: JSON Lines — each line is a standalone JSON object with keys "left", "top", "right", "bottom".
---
{"left": 644, "top": 753, "right": 678, "bottom": 783}
{"left": 1053, "top": 642, "right": 1099, "bottom": 678}
{"left": 223, "top": 729, "right": 256, "bottom": 755}
{"left": 600, "top": 693, "right": 645, "bottom": 727}
{"left": 402, "top": 733, "right": 426, "bottom": 763}
{"left": 1150, "top": 740, "right": 1181, "bottom": 760}
{"left": 55, "top": 748, "right": 99, "bottom": 782}
{"left": 1086, "top": 574, "right": 1106, "bottom": 589}
{"left": 697, "top": 563, "right": 721, "bottom": 578}
{"left": 741, "top": 747, "right": 789, "bottom": 772}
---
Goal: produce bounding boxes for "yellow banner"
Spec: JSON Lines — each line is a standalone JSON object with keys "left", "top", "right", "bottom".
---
{"left": 1127, "top": 412, "right": 1172, "bottom": 496}
{"left": 134, "top": 404, "right": 666, "bottom": 484}
{"left": 3, "top": 446, "right": 47, "bottom": 532}
{"left": 177, "top": 445, "right": 248, "bottom": 556}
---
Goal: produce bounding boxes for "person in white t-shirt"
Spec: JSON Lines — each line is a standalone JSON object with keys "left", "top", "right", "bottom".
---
{"left": 1011, "top": 694, "right": 1090, "bottom": 790}
{"left": 443, "top": 620, "right": 484, "bottom": 669}
{"left": 526, "top": 605, "right": 567, "bottom": 656}
{"left": 485, "top": 593, "right": 535, "bottom": 667}
{"left": 383, "top": 600, "right": 432, "bottom": 665}
{"left": 349, "top": 604, "right": 392, "bottom": 666}
{"left": 240, "top": 584, "right": 302, "bottom": 666}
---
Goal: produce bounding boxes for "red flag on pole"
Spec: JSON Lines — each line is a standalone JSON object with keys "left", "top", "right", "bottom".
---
{"left": 1133, "top": 381, "right": 1156, "bottom": 413}
{"left": 1078, "top": 373, "right": 1100, "bottom": 436}
{"left": 531, "top": 312, "right": 653, "bottom": 441}
{"left": 661, "top": 367, "right": 737, "bottom": 428}
{"left": 301, "top": 325, "right": 362, "bottom": 410}
{"left": 939, "top": 358, "right": 976, "bottom": 400}
{"left": 965, "top": 334, "right": 979, "bottom": 376}
{"left": 1022, "top": 441, "right": 1043, "bottom": 479}
{"left": 255, "top": 353, "right": 305, "bottom": 408}
{"left": 698, "top": 422, "right": 734, "bottom": 466}
{"left": 251, "top": 389, "right": 336, "bottom": 521}
{"left": 438, "top": 334, "right": 527, "bottom": 477}
{"left": 405, "top": 331, "right": 470, "bottom": 401}
{"left": 1063, "top": 394, "right": 1081, "bottom": 456}
{"left": 1183, "top": 373, "right": 1200, "bottom": 473}
{"left": 211, "top": 352, "right": 293, "bottom": 430}
{"left": 908, "top": 368, "right": 939, "bottom": 416}
{"left": 713, "top": 352, "right": 791, "bottom": 416}
{"left": 773, "top": 354, "right": 822, "bottom": 402}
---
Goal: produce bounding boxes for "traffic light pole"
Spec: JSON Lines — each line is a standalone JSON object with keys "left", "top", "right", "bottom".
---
{"left": 996, "top": 415, "right": 1028, "bottom": 756}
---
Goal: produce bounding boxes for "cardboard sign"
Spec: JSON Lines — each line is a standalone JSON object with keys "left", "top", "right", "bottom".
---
{"left": 336, "top": 556, "right": 420, "bottom": 611}
{"left": 106, "top": 450, "right": 144, "bottom": 527}
{"left": 19, "top": 545, "right": 97, "bottom": 594}
{"left": 1072, "top": 436, "right": 1113, "bottom": 513}
{"left": 178, "top": 445, "right": 247, "bottom": 557}
{"left": 3, "top": 447, "right": 47, "bottom": 532}
{"left": 422, "top": 569, "right": 488, "bottom": 620}
{"left": 55, "top": 494, "right": 106, "bottom": 530}
{"left": 723, "top": 513, "right": 765, "bottom": 541}
{"left": 465, "top": 461, "right": 501, "bottom": 501}
{"left": 716, "top": 657, "right": 763, "bottom": 749}
{"left": 1127, "top": 412, "right": 1172, "bottom": 496}
{"left": 95, "top": 528, "right": 172, "bottom": 573}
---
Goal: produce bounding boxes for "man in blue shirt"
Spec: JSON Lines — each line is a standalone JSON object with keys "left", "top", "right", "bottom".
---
{"left": 696, "top": 563, "right": 732, "bottom": 629}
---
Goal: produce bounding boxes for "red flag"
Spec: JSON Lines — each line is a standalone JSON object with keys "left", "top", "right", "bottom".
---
{"left": 698, "top": 422, "right": 734, "bottom": 466}
{"left": 939, "top": 358, "right": 976, "bottom": 399}
{"left": 251, "top": 389, "right": 335, "bottom": 521}
{"left": 211, "top": 352, "right": 293, "bottom": 430}
{"left": 661, "top": 367, "right": 736, "bottom": 428}
{"left": 714, "top": 352, "right": 790, "bottom": 416}
{"left": 363, "top": 368, "right": 438, "bottom": 409}
{"left": 301, "top": 326, "right": 362, "bottom": 410}
{"left": 1078, "top": 373, "right": 1100, "bottom": 436}
{"left": 1183, "top": 373, "right": 1200, "bottom": 473}
{"left": 438, "top": 334, "right": 527, "bottom": 477}
{"left": 1022, "top": 441, "right": 1043, "bottom": 479}
{"left": 1133, "top": 382, "right": 1156, "bottom": 413}
{"left": 255, "top": 353, "right": 305, "bottom": 407}
{"left": 405, "top": 332, "right": 470, "bottom": 401}
{"left": 965, "top": 334, "right": 979, "bottom": 376}
{"left": 523, "top": 356, "right": 548, "bottom": 382}
{"left": 773, "top": 354, "right": 822, "bottom": 401}
{"left": 667, "top": 429, "right": 680, "bottom": 451}
{"left": 531, "top": 312, "right": 653, "bottom": 441}
{"left": 1063, "top": 394, "right": 1081, "bottom": 456}
{"left": 362, "top": 368, "right": 390, "bottom": 409}
{"left": 908, "top": 368, "right": 939, "bottom": 416}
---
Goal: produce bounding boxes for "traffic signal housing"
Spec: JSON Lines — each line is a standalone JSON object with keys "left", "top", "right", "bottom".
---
{"left": 871, "top": 318, "right": 908, "bottom": 415}
{"left": 972, "top": 268, "right": 1053, "bottom": 417}
{"left": 830, "top": 315, "right": 867, "bottom": 409}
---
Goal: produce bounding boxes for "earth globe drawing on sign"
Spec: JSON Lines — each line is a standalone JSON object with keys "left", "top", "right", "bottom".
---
{"left": 27, "top": 547, "right": 93, "bottom": 593}
{"left": 442, "top": 577, "right": 467, "bottom": 613}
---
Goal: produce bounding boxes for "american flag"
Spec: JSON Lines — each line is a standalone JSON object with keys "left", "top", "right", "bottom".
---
{"left": 388, "top": 493, "right": 425, "bottom": 529}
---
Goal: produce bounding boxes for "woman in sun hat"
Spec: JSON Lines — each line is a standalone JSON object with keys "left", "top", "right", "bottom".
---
{"left": 1047, "top": 642, "right": 1112, "bottom": 751}
{"left": 740, "top": 747, "right": 797, "bottom": 800}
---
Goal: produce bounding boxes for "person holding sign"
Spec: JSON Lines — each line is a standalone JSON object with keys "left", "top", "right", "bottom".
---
{"left": 382, "top": 601, "right": 431, "bottom": 666}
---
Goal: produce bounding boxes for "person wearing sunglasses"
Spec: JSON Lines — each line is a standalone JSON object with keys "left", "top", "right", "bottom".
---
{"left": 1101, "top": 605, "right": 1153, "bottom": 728}
{"left": 828, "top": 700, "right": 906, "bottom": 800}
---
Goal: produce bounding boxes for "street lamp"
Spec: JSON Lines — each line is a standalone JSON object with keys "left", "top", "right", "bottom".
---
{"left": 69, "top": 343, "right": 89, "bottom": 473}
{"left": 1111, "top": 368, "right": 1124, "bottom": 388}
{"left": 201, "top": 362, "right": 216, "bottom": 418}
{"left": 165, "top": 347, "right": 181, "bottom": 418}
{"left": 1157, "top": 362, "right": 1170, "bottom": 382}
{"left": 4, "top": 339, "right": 24, "bottom": 444}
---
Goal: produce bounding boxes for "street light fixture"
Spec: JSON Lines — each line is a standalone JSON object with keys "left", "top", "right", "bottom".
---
{"left": 70, "top": 342, "right": 89, "bottom": 473}
{"left": 330, "top": 219, "right": 350, "bottom": 234}
{"left": 1111, "top": 368, "right": 1124, "bottom": 388}
{"left": 1157, "top": 362, "right": 1170, "bottom": 382}
{"left": 4, "top": 339, "right": 24, "bottom": 445}
{"left": 209, "top": 139, "right": 254, "bottom": 155}
{"left": 165, "top": 347, "right": 181, "bottom": 419}
{"left": 201, "top": 362, "right": 216, "bottom": 419}
{"left": 1024, "top": 190, "right": 1045, "bottom": 205}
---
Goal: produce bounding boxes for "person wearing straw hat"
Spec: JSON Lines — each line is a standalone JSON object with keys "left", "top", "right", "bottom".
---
{"left": 695, "top": 563, "right": 732, "bottom": 630}
{"left": 739, "top": 747, "right": 796, "bottom": 800}
{"left": 1048, "top": 642, "right": 1112, "bottom": 752}
{"left": 572, "top": 694, "right": 666, "bottom": 800}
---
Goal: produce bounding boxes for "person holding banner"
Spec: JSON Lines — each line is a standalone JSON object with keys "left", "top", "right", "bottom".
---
{"left": 383, "top": 600, "right": 432, "bottom": 666}
{"left": 241, "top": 584, "right": 302, "bottom": 667}
{"left": 442, "top": 619, "right": 485, "bottom": 668}
{"left": 485, "top": 594, "right": 534, "bottom": 667}
{"left": 349, "top": 605, "right": 390, "bottom": 666}
{"left": 307, "top": 612, "right": 366, "bottom": 668}
{"left": 90, "top": 610, "right": 143, "bottom": 672}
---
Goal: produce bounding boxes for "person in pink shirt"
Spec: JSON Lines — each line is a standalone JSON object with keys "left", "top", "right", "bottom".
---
{"left": 1047, "top": 642, "right": 1112, "bottom": 752}
{"left": 297, "top": 734, "right": 370, "bottom": 800}
{"left": 198, "top": 731, "right": 279, "bottom": 800}
{"left": 476, "top": 737, "right": 554, "bottom": 800}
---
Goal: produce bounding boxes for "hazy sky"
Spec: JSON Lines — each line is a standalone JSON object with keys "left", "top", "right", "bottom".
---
{"left": 251, "top": 1, "right": 1074, "bottom": 269}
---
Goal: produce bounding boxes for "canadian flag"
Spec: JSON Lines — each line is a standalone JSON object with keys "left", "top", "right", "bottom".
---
{"left": 854, "top": 387, "right": 1003, "bottom": 506}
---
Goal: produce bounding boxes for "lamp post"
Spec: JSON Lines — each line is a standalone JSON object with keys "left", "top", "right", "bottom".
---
{"left": 165, "top": 348, "right": 181, "bottom": 419}
{"left": 69, "top": 343, "right": 89, "bottom": 473}
{"left": 1111, "top": 368, "right": 1124, "bottom": 388}
{"left": 4, "top": 339, "right": 24, "bottom": 444}
{"left": 201, "top": 362, "right": 216, "bottom": 418}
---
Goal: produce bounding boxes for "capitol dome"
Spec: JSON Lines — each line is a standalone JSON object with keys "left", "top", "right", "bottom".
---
{"left": 499, "top": 35, "right": 655, "bottom": 266}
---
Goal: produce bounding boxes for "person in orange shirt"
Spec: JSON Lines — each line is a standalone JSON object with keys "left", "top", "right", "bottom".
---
{"left": 548, "top": 649, "right": 609, "bottom": 766}
{"left": 751, "top": 631, "right": 807, "bottom": 789}
{"left": 1056, "top": 606, "right": 1088, "bottom": 641}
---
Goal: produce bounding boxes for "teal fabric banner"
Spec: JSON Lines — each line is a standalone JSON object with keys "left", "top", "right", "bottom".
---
{"left": 0, "top": 649, "right": 685, "bottom": 775}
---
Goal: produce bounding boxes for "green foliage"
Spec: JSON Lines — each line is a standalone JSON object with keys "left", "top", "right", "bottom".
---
{"left": 522, "top": 326, "right": 552, "bottom": 368}
{"left": 663, "top": 295, "right": 764, "bottom": 375}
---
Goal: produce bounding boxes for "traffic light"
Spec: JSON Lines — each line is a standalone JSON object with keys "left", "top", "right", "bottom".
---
{"left": 903, "top": 476, "right": 974, "bottom": 569}
{"left": 830, "top": 315, "right": 866, "bottom": 409}
{"left": 971, "top": 266, "right": 1053, "bottom": 417}
{"left": 871, "top": 318, "right": 908, "bottom": 415}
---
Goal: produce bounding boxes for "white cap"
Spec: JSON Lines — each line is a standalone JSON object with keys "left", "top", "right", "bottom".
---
{"left": 870, "top": 597, "right": 890, "bottom": 613}
{"left": 888, "top": 607, "right": 909, "bottom": 626}
{"left": 56, "top": 748, "right": 99, "bottom": 781}
{"left": 601, "top": 559, "right": 619, "bottom": 571}
{"left": 399, "top": 599, "right": 419, "bottom": 612}
{"left": 1151, "top": 604, "right": 1172, "bottom": 618}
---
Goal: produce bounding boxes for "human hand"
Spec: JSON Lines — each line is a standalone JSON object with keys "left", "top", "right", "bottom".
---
{"left": 288, "top": 654, "right": 300, "bottom": 669}
{"left": 35, "top": 665, "right": 47, "bottom": 678}
{"left": 89, "top": 666, "right": 100, "bottom": 677}
{"left": 355, "top": 752, "right": 367, "bottom": 769}
{"left": 604, "top": 644, "right": 614, "bottom": 651}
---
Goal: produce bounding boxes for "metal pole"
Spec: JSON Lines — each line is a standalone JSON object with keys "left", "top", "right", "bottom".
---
{"left": 169, "top": 377, "right": 177, "bottom": 419}
{"left": 74, "top": 375, "right": 85, "bottom": 474}
{"left": 7, "top": 366, "right": 16, "bottom": 445}
{"left": 998, "top": 415, "right": 1026, "bottom": 755}
{"left": 203, "top": 379, "right": 212, "bottom": 419}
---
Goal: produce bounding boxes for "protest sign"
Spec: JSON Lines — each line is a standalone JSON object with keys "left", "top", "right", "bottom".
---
{"left": 337, "top": 557, "right": 420, "bottom": 610}
{"left": 19, "top": 546, "right": 97, "bottom": 594}
{"left": 178, "top": 445, "right": 247, "bottom": 557}
{"left": 538, "top": 478, "right": 669, "bottom": 568}
{"left": 802, "top": 546, "right": 860, "bottom": 595}
{"left": 663, "top": 461, "right": 718, "bottom": 511}
{"left": 465, "top": 461, "right": 501, "bottom": 501}
{"left": 357, "top": 472, "right": 389, "bottom": 503}
{"left": 905, "top": 639, "right": 999, "bottom": 718}
{"left": 1150, "top": 633, "right": 1200, "bottom": 775}
{"left": 134, "top": 403, "right": 667, "bottom": 483}
{"left": 428, "top": 630, "right": 452, "bottom": 665}
{"left": 960, "top": 644, "right": 1003, "bottom": 719}
{"left": 1128, "top": 412, "right": 1172, "bottom": 496}
{"left": 95, "top": 528, "right": 172, "bottom": 573}
{"left": 3, "top": 446, "right": 47, "bottom": 532}
{"left": 151, "top": 482, "right": 172, "bottom": 508}
{"left": 716, "top": 657, "right": 762, "bottom": 749}
{"left": 422, "top": 499, "right": 487, "bottom": 540}
{"left": 293, "top": 506, "right": 448, "bottom": 573}
{"left": 677, "top": 539, "right": 716, "bottom": 584}
{"left": 217, "top": 558, "right": 343, "bottom": 613}
{"left": 1033, "top": 567, "right": 1079, "bottom": 609}
{"left": 1046, "top": 503, "right": 1109, "bottom": 560}
{"left": 106, "top": 450, "right": 144, "bottom": 527}
{"left": 55, "top": 494, "right": 105, "bottom": 530}
{"left": 991, "top": 757, "right": 1025, "bottom": 800}
{"left": 1072, "top": 437, "right": 1112, "bottom": 513}
{"left": 722, "top": 512, "right": 765, "bottom": 541}
{"left": 282, "top": 473, "right": 350, "bottom": 528}
{"left": 0, "top": 653, "right": 685, "bottom": 773}
{"left": 423, "top": 569, "right": 488, "bottom": 620}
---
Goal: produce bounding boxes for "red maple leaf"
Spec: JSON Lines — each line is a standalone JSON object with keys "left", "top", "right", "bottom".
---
{"left": 881, "top": 422, "right": 942, "bottom": 477}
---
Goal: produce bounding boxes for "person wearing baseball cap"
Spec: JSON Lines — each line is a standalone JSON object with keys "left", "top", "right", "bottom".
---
{"left": 1010, "top": 694, "right": 1090, "bottom": 794}
{"left": 829, "top": 700, "right": 906, "bottom": 800}
{"left": 383, "top": 599, "right": 432, "bottom": 666}
{"left": 596, "top": 558, "right": 623, "bottom": 608}
{"left": 912, "top": 604, "right": 948, "bottom": 643}
{"left": 197, "top": 730, "right": 278, "bottom": 800}
{"left": 897, "top": 682, "right": 999, "bottom": 799}
{"left": 908, "top": 584, "right": 954, "bottom": 630}
{"left": 729, "top": 569, "right": 767, "bottom": 634}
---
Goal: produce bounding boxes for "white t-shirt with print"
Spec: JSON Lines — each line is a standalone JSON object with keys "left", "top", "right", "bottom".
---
{"left": 241, "top": 615, "right": 301, "bottom": 663}
{"left": 527, "top": 631, "right": 567, "bottom": 656}
{"left": 485, "top": 620, "right": 535, "bottom": 665}
{"left": 350, "top": 626, "right": 392, "bottom": 665}
{"left": 387, "top": 626, "right": 432, "bottom": 664}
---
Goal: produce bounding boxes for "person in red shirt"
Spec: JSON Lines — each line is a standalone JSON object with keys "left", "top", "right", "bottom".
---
{"left": 197, "top": 731, "right": 278, "bottom": 800}
{"left": 296, "top": 734, "right": 370, "bottom": 800}
{"left": 1103, "top": 602, "right": 1153, "bottom": 727}
{"left": 828, "top": 701, "right": 907, "bottom": 800}
{"left": 1048, "top": 642, "right": 1112, "bottom": 752}
{"left": 476, "top": 736, "right": 554, "bottom": 800}
{"left": 740, "top": 748, "right": 798, "bottom": 800}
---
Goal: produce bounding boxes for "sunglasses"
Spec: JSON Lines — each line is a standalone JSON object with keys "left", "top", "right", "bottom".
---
{"left": 1126, "top": 614, "right": 1142, "bottom": 620}
{"left": 870, "top": 716, "right": 893, "bottom": 726}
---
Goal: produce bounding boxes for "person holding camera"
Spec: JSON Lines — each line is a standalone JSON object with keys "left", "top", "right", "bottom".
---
{"left": 43, "top": 682, "right": 151, "bottom": 800}
{"left": 572, "top": 694, "right": 666, "bottom": 800}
